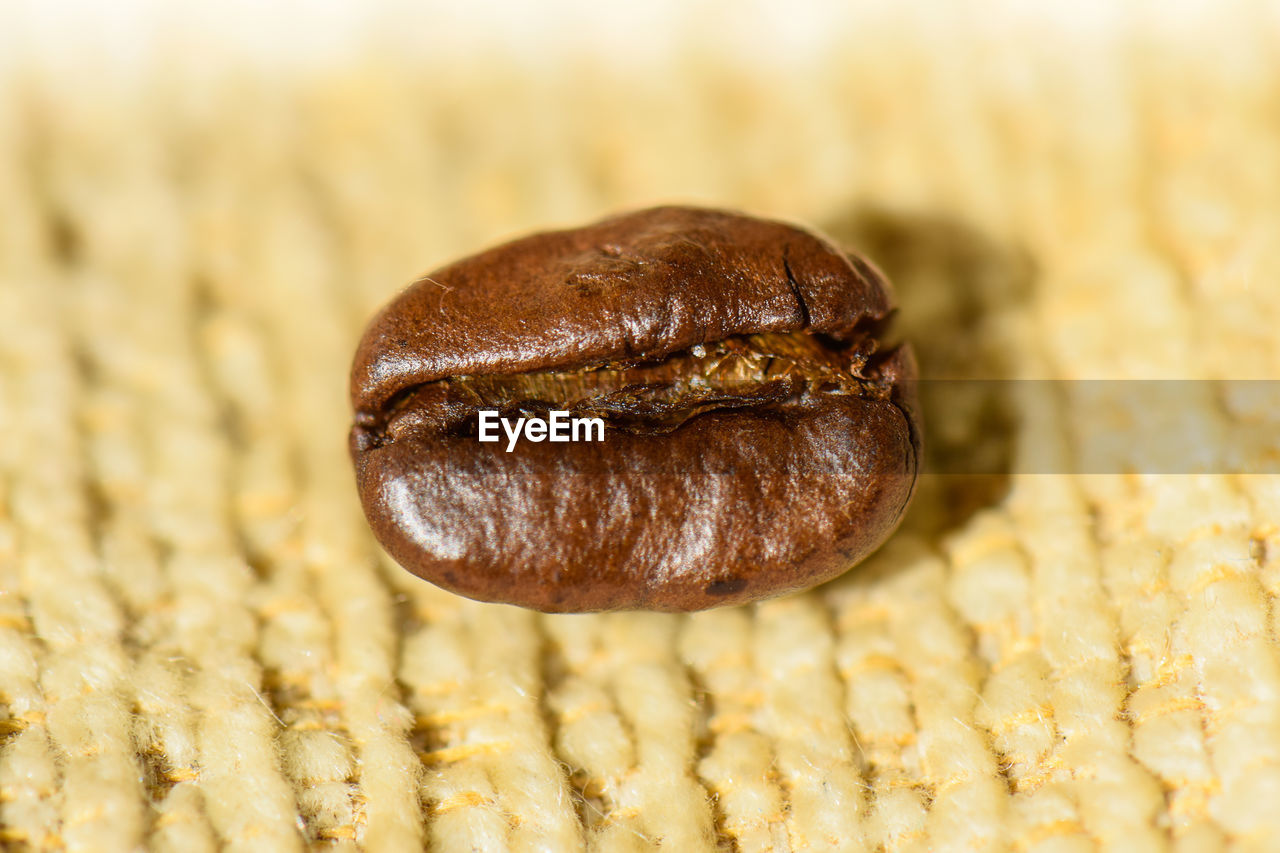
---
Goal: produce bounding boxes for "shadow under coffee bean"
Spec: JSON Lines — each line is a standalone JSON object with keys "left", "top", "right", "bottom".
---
{"left": 349, "top": 206, "right": 922, "bottom": 612}
{"left": 823, "top": 206, "right": 1035, "bottom": 539}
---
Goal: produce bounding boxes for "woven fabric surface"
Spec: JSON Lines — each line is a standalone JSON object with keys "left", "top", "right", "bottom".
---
{"left": 3, "top": 4, "right": 1280, "bottom": 851}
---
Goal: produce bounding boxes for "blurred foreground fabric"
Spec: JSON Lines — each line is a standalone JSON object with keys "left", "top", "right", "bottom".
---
{"left": 2, "top": 4, "right": 1280, "bottom": 851}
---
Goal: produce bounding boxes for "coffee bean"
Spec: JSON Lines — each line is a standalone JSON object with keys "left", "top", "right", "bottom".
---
{"left": 349, "top": 206, "right": 920, "bottom": 612}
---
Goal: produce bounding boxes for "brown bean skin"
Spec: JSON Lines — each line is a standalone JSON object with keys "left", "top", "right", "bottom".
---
{"left": 349, "top": 206, "right": 920, "bottom": 612}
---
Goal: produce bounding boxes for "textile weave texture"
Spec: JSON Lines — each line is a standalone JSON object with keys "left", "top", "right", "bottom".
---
{"left": 2, "top": 7, "right": 1280, "bottom": 851}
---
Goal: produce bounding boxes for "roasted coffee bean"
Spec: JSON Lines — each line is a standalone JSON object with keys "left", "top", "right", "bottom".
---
{"left": 349, "top": 206, "right": 920, "bottom": 612}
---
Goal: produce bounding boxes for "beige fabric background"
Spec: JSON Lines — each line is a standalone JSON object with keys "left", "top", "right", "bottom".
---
{"left": 2, "top": 3, "right": 1280, "bottom": 850}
